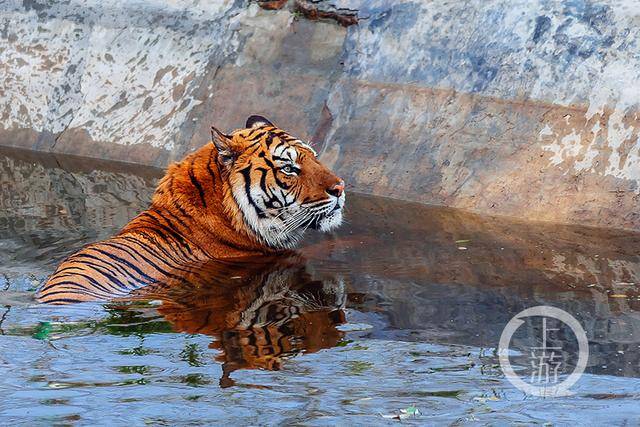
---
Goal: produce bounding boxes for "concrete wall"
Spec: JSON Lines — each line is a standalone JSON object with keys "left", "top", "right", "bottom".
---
{"left": 0, "top": 146, "right": 160, "bottom": 281}
{"left": 1, "top": 0, "right": 640, "bottom": 230}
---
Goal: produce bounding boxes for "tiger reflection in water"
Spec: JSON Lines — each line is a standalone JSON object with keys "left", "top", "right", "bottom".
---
{"left": 120, "top": 255, "right": 346, "bottom": 387}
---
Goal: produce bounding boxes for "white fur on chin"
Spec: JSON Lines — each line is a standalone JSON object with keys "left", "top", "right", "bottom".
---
{"left": 232, "top": 183, "right": 345, "bottom": 249}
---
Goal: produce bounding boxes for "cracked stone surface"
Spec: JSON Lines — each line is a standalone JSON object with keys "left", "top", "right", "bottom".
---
{"left": 1, "top": 0, "right": 640, "bottom": 230}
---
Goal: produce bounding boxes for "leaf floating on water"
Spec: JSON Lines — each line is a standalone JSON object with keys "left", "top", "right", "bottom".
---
{"left": 336, "top": 323, "right": 373, "bottom": 332}
{"left": 346, "top": 361, "right": 373, "bottom": 374}
{"left": 473, "top": 396, "right": 500, "bottom": 403}
{"left": 402, "top": 405, "right": 420, "bottom": 416}
{"left": 47, "top": 382, "right": 72, "bottom": 389}
{"left": 32, "top": 322, "right": 52, "bottom": 341}
{"left": 455, "top": 239, "right": 470, "bottom": 244}
{"left": 380, "top": 414, "right": 398, "bottom": 420}
{"left": 381, "top": 405, "right": 421, "bottom": 420}
{"left": 350, "top": 344, "right": 368, "bottom": 351}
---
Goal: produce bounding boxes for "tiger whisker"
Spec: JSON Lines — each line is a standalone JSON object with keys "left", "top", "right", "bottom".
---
{"left": 274, "top": 206, "right": 328, "bottom": 247}
{"left": 274, "top": 210, "right": 315, "bottom": 245}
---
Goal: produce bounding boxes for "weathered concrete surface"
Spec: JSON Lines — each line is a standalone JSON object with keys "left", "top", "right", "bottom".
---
{"left": 1, "top": 0, "right": 640, "bottom": 230}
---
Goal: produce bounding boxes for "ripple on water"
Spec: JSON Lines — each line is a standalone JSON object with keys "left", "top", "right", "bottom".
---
{"left": 1, "top": 147, "right": 640, "bottom": 424}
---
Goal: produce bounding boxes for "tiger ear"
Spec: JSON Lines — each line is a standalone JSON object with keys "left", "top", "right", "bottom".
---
{"left": 246, "top": 115, "right": 274, "bottom": 129}
{"left": 211, "top": 126, "right": 236, "bottom": 166}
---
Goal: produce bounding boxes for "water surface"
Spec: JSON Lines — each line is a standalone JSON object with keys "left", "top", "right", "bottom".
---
{"left": 1, "top": 147, "right": 639, "bottom": 425}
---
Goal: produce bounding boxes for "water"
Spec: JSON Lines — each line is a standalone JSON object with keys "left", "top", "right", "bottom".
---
{"left": 1, "top": 146, "right": 640, "bottom": 425}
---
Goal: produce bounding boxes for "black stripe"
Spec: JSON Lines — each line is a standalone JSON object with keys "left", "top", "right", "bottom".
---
{"left": 206, "top": 150, "right": 217, "bottom": 185}
{"left": 246, "top": 144, "right": 262, "bottom": 157}
{"left": 265, "top": 133, "right": 274, "bottom": 147}
{"left": 119, "top": 235, "right": 190, "bottom": 273}
{"left": 50, "top": 272, "right": 122, "bottom": 294}
{"left": 188, "top": 157, "right": 207, "bottom": 207}
{"left": 40, "top": 286, "right": 113, "bottom": 299}
{"left": 40, "top": 297, "right": 85, "bottom": 304}
{"left": 71, "top": 253, "right": 141, "bottom": 285}
{"left": 168, "top": 176, "right": 193, "bottom": 221}
{"left": 142, "top": 239, "right": 206, "bottom": 280}
{"left": 239, "top": 164, "right": 266, "bottom": 218}
{"left": 274, "top": 139, "right": 287, "bottom": 153}
{"left": 41, "top": 285, "right": 115, "bottom": 300}
{"left": 153, "top": 207, "right": 191, "bottom": 232}
{"left": 88, "top": 247, "right": 156, "bottom": 283}
{"left": 273, "top": 172, "right": 291, "bottom": 190}
{"left": 246, "top": 140, "right": 261, "bottom": 150}
{"left": 54, "top": 265, "right": 88, "bottom": 275}
{"left": 130, "top": 231, "right": 192, "bottom": 264}
{"left": 174, "top": 202, "right": 192, "bottom": 222}
{"left": 168, "top": 177, "right": 192, "bottom": 222}
{"left": 163, "top": 182, "right": 194, "bottom": 223}
{"left": 263, "top": 157, "right": 275, "bottom": 169}
{"left": 150, "top": 210, "right": 196, "bottom": 247}
{"left": 39, "top": 264, "right": 120, "bottom": 293}
{"left": 64, "top": 271, "right": 124, "bottom": 293}
{"left": 66, "top": 258, "right": 133, "bottom": 290}
{"left": 136, "top": 229, "right": 193, "bottom": 263}
{"left": 101, "top": 241, "right": 167, "bottom": 277}
{"left": 134, "top": 217, "right": 196, "bottom": 257}
{"left": 39, "top": 279, "right": 114, "bottom": 296}
{"left": 255, "top": 167, "right": 274, "bottom": 198}
{"left": 102, "top": 241, "right": 192, "bottom": 285}
{"left": 250, "top": 130, "right": 267, "bottom": 141}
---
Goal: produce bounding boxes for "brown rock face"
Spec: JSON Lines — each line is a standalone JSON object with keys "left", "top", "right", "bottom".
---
{"left": 2, "top": 1, "right": 640, "bottom": 230}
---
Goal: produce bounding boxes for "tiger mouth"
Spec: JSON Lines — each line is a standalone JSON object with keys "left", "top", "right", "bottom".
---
{"left": 309, "top": 201, "right": 343, "bottom": 231}
{"left": 309, "top": 216, "right": 322, "bottom": 230}
{"left": 256, "top": 196, "right": 345, "bottom": 248}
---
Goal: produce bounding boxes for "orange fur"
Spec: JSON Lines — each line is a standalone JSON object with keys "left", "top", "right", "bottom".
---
{"left": 116, "top": 256, "right": 345, "bottom": 386}
{"left": 37, "top": 117, "right": 344, "bottom": 304}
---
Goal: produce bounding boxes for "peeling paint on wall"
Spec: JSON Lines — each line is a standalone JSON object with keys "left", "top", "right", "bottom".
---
{"left": 540, "top": 59, "right": 640, "bottom": 185}
{"left": 1, "top": 0, "right": 246, "bottom": 149}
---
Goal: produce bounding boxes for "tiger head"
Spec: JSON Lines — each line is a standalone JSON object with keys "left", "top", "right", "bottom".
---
{"left": 212, "top": 115, "right": 345, "bottom": 249}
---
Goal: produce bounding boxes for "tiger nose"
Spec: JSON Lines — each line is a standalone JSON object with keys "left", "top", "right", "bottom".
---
{"left": 327, "top": 179, "right": 345, "bottom": 198}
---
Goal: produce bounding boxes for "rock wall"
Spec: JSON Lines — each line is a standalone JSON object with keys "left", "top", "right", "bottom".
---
{"left": 0, "top": 146, "right": 160, "bottom": 280}
{"left": 1, "top": 0, "right": 640, "bottom": 230}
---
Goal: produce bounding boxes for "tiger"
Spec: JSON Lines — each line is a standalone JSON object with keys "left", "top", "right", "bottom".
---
{"left": 116, "top": 255, "right": 347, "bottom": 387}
{"left": 36, "top": 115, "right": 346, "bottom": 304}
